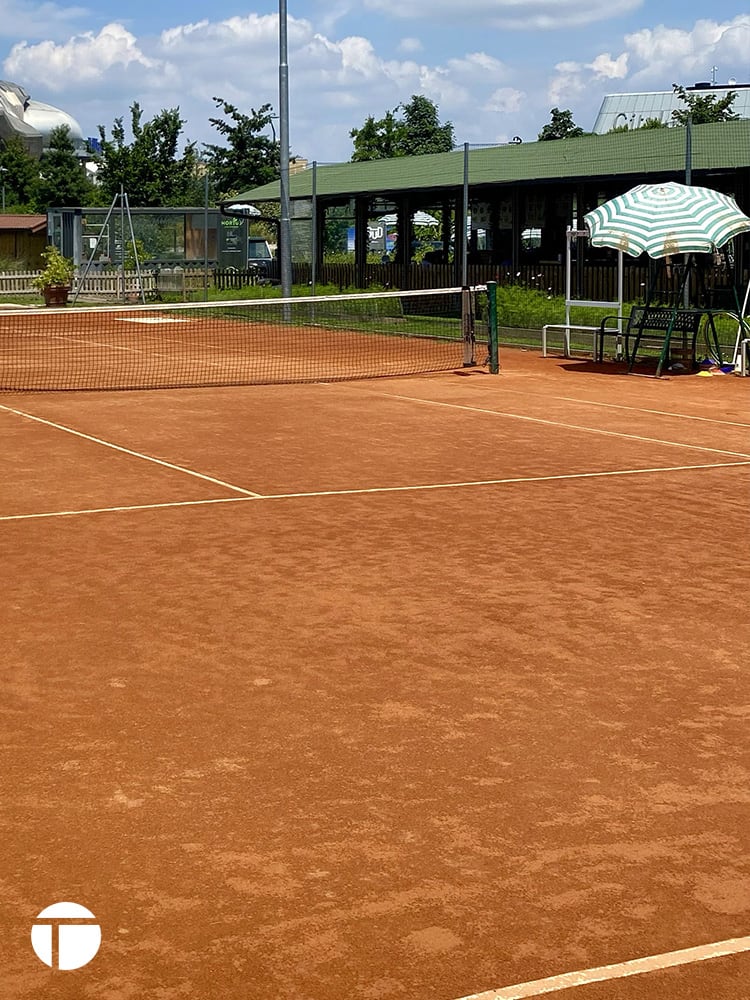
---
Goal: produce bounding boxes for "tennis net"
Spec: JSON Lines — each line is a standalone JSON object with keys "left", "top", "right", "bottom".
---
{"left": 0, "top": 286, "right": 485, "bottom": 392}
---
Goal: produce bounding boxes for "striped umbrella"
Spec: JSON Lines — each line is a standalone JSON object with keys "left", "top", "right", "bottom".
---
{"left": 584, "top": 182, "right": 750, "bottom": 258}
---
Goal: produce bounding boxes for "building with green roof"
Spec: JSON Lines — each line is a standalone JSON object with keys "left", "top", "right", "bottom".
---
{"left": 226, "top": 120, "right": 750, "bottom": 290}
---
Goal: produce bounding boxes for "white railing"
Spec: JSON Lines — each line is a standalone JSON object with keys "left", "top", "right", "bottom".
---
{"left": 0, "top": 268, "right": 209, "bottom": 297}
{"left": 0, "top": 271, "right": 41, "bottom": 294}
{"left": 72, "top": 272, "right": 158, "bottom": 296}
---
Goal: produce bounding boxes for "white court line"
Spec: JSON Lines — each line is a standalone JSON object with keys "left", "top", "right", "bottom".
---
{"left": 260, "top": 460, "right": 750, "bottom": 500}
{"left": 495, "top": 385, "right": 750, "bottom": 430}
{"left": 0, "top": 404, "right": 263, "bottom": 497}
{"left": 0, "top": 496, "right": 251, "bottom": 522}
{"left": 2, "top": 460, "right": 749, "bottom": 522}
{"left": 47, "top": 333, "right": 231, "bottom": 370}
{"left": 362, "top": 390, "right": 750, "bottom": 460}
{"left": 453, "top": 934, "right": 750, "bottom": 1000}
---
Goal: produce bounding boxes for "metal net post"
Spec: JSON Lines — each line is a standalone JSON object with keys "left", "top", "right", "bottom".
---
{"left": 486, "top": 281, "right": 499, "bottom": 373}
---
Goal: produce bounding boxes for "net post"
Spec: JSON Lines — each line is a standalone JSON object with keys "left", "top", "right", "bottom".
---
{"left": 461, "top": 285, "right": 476, "bottom": 367}
{"left": 486, "top": 281, "right": 500, "bottom": 373}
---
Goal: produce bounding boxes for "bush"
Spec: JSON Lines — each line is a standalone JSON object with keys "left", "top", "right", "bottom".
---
{"left": 31, "top": 245, "right": 75, "bottom": 289}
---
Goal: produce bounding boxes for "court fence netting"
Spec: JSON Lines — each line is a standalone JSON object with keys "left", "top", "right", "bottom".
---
{"left": 0, "top": 285, "right": 500, "bottom": 392}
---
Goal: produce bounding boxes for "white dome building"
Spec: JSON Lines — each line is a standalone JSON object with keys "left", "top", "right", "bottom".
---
{"left": 25, "top": 100, "right": 86, "bottom": 150}
{"left": 0, "top": 80, "right": 87, "bottom": 158}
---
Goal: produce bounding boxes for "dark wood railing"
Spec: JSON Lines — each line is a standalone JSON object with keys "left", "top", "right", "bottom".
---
{"left": 268, "top": 261, "right": 664, "bottom": 302}
{"left": 211, "top": 260, "right": 747, "bottom": 309}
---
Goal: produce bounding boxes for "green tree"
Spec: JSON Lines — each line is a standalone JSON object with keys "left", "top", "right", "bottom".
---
{"left": 350, "top": 110, "right": 401, "bottom": 162}
{"left": 33, "top": 125, "right": 94, "bottom": 211}
{"left": 538, "top": 108, "right": 584, "bottom": 141}
{"left": 350, "top": 96, "right": 454, "bottom": 161}
{"left": 96, "top": 103, "right": 200, "bottom": 206}
{"left": 399, "top": 95, "right": 455, "bottom": 155}
{"left": 671, "top": 84, "right": 739, "bottom": 125}
{"left": 0, "top": 134, "right": 39, "bottom": 210}
{"left": 203, "top": 98, "right": 281, "bottom": 200}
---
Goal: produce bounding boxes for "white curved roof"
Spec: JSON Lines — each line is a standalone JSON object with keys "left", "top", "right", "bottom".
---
{"left": 25, "top": 100, "right": 86, "bottom": 149}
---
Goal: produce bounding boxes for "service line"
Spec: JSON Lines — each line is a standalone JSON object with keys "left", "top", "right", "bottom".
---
{"left": 2, "top": 460, "right": 749, "bottom": 522}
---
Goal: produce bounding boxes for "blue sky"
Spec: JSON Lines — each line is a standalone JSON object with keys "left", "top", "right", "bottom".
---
{"left": 2, "top": 0, "right": 749, "bottom": 164}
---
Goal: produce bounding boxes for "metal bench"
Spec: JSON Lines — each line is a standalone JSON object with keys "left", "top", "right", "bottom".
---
{"left": 598, "top": 306, "right": 703, "bottom": 375}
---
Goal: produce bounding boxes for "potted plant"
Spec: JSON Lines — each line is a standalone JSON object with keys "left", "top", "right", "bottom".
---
{"left": 32, "top": 245, "right": 75, "bottom": 306}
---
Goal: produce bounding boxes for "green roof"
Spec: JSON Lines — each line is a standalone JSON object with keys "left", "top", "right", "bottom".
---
{"left": 232, "top": 119, "right": 750, "bottom": 204}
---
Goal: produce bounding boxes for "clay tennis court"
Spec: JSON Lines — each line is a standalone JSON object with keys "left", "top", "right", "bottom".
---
{"left": 1, "top": 349, "right": 749, "bottom": 1000}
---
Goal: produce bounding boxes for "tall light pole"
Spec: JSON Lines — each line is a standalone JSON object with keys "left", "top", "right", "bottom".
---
{"left": 278, "top": 0, "right": 293, "bottom": 298}
{"left": 203, "top": 168, "right": 210, "bottom": 301}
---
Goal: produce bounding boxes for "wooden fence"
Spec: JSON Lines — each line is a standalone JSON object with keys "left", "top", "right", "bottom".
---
{"left": 292, "top": 261, "right": 655, "bottom": 300}
{"left": 0, "top": 271, "right": 42, "bottom": 294}
{"left": 0, "top": 268, "right": 211, "bottom": 298}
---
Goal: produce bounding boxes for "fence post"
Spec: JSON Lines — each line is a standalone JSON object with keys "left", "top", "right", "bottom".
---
{"left": 487, "top": 281, "right": 499, "bottom": 374}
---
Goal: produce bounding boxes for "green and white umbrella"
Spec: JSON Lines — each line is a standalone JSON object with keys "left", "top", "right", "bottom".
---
{"left": 584, "top": 181, "right": 750, "bottom": 258}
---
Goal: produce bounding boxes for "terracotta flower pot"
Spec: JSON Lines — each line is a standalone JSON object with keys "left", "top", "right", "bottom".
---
{"left": 42, "top": 285, "right": 70, "bottom": 307}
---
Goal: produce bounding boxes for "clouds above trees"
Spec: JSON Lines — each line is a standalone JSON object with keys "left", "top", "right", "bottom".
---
{"left": 1, "top": 3, "right": 748, "bottom": 163}
{"left": 548, "top": 14, "right": 750, "bottom": 108}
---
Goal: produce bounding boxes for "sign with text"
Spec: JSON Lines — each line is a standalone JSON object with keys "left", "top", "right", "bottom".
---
{"left": 219, "top": 216, "right": 248, "bottom": 268}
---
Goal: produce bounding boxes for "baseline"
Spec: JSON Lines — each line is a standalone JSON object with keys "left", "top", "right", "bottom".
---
{"left": 454, "top": 934, "right": 750, "bottom": 1000}
{"left": 2, "top": 460, "right": 748, "bottom": 522}
{"left": 0, "top": 403, "right": 263, "bottom": 498}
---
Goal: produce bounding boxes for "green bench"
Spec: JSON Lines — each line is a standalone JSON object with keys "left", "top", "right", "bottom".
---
{"left": 597, "top": 306, "right": 704, "bottom": 375}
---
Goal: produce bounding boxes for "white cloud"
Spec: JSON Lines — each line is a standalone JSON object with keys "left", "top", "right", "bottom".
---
{"left": 624, "top": 15, "right": 750, "bottom": 84}
{"left": 588, "top": 52, "right": 628, "bottom": 79}
{"left": 484, "top": 87, "right": 524, "bottom": 114}
{"left": 548, "top": 50, "right": 627, "bottom": 107}
{"left": 543, "top": 13, "right": 750, "bottom": 140}
{"left": 363, "top": 0, "right": 643, "bottom": 30}
{"left": 5, "top": 23, "right": 161, "bottom": 89}
{"left": 548, "top": 60, "right": 588, "bottom": 107}
{"left": 337, "top": 36, "right": 383, "bottom": 78}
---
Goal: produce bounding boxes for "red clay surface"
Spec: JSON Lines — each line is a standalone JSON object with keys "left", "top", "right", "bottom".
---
{"left": 1, "top": 350, "right": 749, "bottom": 1000}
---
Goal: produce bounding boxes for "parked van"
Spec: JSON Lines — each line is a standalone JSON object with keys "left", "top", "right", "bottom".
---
{"left": 247, "top": 237, "right": 273, "bottom": 276}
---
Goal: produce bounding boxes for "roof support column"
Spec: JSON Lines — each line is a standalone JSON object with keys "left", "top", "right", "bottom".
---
{"left": 734, "top": 172, "right": 749, "bottom": 289}
{"left": 453, "top": 191, "right": 465, "bottom": 287}
{"left": 511, "top": 188, "right": 521, "bottom": 275}
{"left": 396, "top": 198, "right": 411, "bottom": 290}
{"left": 441, "top": 198, "right": 452, "bottom": 261}
{"left": 572, "top": 182, "right": 586, "bottom": 299}
{"left": 354, "top": 196, "right": 369, "bottom": 288}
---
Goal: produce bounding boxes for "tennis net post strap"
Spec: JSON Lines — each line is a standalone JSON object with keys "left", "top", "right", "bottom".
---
{"left": 461, "top": 286, "right": 476, "bottom": 367}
